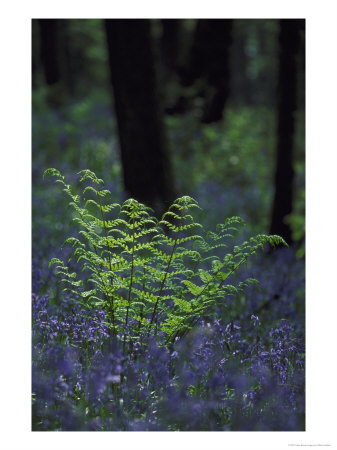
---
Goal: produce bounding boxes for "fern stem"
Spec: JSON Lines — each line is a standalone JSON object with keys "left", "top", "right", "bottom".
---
{"left": 123, "top": 218, "right": 135, "bottom": 352}
{"left": 69, "top": 196, "right": 117, "bottom": 335}
{"left": 97, "top": 193, "right": 113, "bottom": 271}
{"left": 150, "top": 239, "right": 178, "bottom": 328}
{"left": 137, "top": 268, "right": 146, "bottom": 337}
{"left": 76, "top": 188, "right": 116, "bottom": 336}
{"left": 96, "top": 191, "right": 116, "bottom": 334}
{"left": 216, "top": 256, "right": 247, "bottom": 291}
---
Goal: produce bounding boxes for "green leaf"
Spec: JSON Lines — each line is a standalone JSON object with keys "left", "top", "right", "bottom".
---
{"left": 182, "top": 280, "right": 203, "bottom": 296}
{"left": 198, "top": 269, "right": 213, "bottom": 284}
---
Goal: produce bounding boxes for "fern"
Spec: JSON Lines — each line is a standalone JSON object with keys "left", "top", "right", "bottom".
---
{"left": 43, "top": 168, "right": 287, "bottom": 348}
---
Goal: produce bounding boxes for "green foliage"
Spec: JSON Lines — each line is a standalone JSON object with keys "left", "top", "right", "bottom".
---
{"left": 44, "top": 168, "right": 287, "bottom": 347}
{"left": 166, "top": 107, "right": 277, "bottom": 234}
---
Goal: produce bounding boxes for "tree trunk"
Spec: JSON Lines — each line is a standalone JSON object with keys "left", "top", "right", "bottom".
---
{"left": 105, "top": 19, "right": 175, "bottom": 214}
{"left": 160, "top": 19, "right": 183, "bottom": 71}
{"left": 182, "top": 19, "right": 233, "bottom": 123}
{"left": 38, "top": 19, "right": 61, "bottom": 86}
{"left": 270, "top": 19, "right": 303, "bottom": 244}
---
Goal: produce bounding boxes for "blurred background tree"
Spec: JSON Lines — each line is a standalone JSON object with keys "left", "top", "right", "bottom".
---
{"left": 32, "top": 18, "right": 305, "bottom": 263}
{"left": 38, "top": 20, "right": 61, "bottom": 88}
{"left": 177, "top": 19, "right": 233, "bottom": 123}
{"left": 270, "top": 19, "right": 304, "bottom": 245}
{"left": 104, "top": 19, "right": 175, "bottom": 213}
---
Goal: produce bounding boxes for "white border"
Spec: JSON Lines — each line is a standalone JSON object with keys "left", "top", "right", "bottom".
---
{"left": 1, "top": 1, "right": 337, "bottom": 449}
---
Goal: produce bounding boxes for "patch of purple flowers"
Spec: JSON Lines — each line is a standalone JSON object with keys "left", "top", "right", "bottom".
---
{"left": 32, "top": 268, "right": 304, "bottom": 430}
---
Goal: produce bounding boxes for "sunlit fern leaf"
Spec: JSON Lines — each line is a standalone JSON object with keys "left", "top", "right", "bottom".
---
{"left": 44, "top": 168, "right": 287, "bottom": 348}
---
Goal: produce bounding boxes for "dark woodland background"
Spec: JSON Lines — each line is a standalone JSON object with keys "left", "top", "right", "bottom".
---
{"left": 32, "top": 19, "right": 305, "bottom": 272}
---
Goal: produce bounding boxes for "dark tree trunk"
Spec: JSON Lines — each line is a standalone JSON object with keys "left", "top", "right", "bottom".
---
{"left": 32, "top": 20, "right": 40, "bottom": 89}
{"left": 59, "top": 20, "right": 75, "bottom": 96}
{"left": 160, "top": 19, "right": 183, "bottom": 71}
{"left": 270, "top": 19, "right": 303, "bottom": 244}
{"left": 182, "top": 19, "right": 233, "bottom": 123}
{"left": 231, "top": 21, "right": 251, "bottom": 106}
{"left": 105, "top": 19, "right": 175, "bottom": 214}
{"left": 159, "top": 19, "right": 195, "bottom": 116}
{"left": 38, "top": 19, "right": 61, "bottom": 86}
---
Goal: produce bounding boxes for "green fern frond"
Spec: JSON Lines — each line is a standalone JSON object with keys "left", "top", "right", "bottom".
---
{"left": 78, "top": 169, "right": 104, "bottom": 185}
{"left": 44, "top": 168, "right": 287, "bottom": 347}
